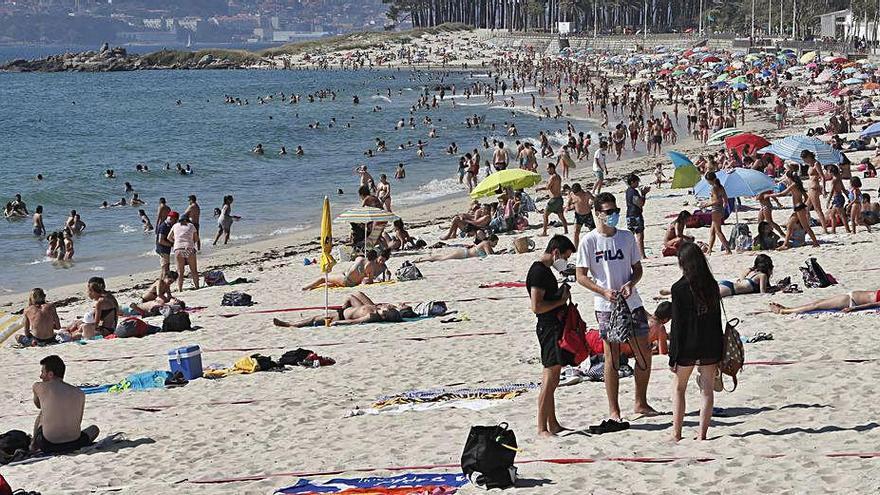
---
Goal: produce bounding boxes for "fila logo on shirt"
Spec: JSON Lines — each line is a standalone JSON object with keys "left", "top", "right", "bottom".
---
{"left": 594, "top": 249, "right": 624, "bottom": 263}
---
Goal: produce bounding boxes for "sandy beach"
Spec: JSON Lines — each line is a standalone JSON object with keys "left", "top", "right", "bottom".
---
{"left": 3, "top": 32, "right": 880, "bottom": 495}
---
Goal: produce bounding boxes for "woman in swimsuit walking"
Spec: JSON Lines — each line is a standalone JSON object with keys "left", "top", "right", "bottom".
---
{"left": 825, "top": 164, "right": 851, "bottom": 235}
{"left": 699, "top": 172, "right": 732, "bottom": 255}
{"left": 768, "top": 171, "right": 821, "bottom": 249}
{"left": 801, "top": 150, "right": 829, "bottom": 234}
{"left": 169, "top": 215, "right": 200, "bottom": 292}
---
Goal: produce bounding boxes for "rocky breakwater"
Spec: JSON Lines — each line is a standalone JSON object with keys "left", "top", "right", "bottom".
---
{"left": 1, "top": 43, "right": 246, "bottom": 72}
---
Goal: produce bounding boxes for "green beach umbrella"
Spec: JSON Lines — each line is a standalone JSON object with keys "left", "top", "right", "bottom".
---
{"left": 672, "top": 165, "right": 701, "bottom": 189}
{"left": 707, "top": 128, "right": 744, "bottom": 145}
{"left": 470, "top": 169, "right": 542, "bottom": 199}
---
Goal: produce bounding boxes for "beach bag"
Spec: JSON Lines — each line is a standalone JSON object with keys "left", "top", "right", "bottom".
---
{"left": 719, "top": 301, "right": 744, "bottom": 392}
{"left": 115, "top": 317, "right": 158, "bottom": 338}
{"left": 162, "top": 311, "right": 191, "bottom": 332}
{"left": 0, "top": 430, "right": 30, "bottom": 466}
{"left": 221, "top": 292, "right": 253, "bottom": 306}
{"left": 558, "top": 303, "right": 589, "bottom": 366}
{"left": 729, "top": 223, "right": 752, "bottom": 251}
{"left": 461, "top": 423, "right": 518, "bottom": 490}
{"left": 800, "top": 257, "right": 835, "bottom": 288}
{"left": 513, "top": 237, "right": 535, "bottom": 254}
{"left": 395, "top": 261, "right": 423, "bottom": 281}
{"left": 203, "top": 270, "right": 227, "bottom": 286}
{"left": 606, "top": 294, "right": 634, "bottom": 344}
{"left": 413, "top": 301, "right": 447, "bottom": 317}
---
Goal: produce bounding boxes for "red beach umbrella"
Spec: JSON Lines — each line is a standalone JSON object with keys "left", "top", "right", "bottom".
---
{"left": 725, "top": 133, "right": 771, "bottom": 152}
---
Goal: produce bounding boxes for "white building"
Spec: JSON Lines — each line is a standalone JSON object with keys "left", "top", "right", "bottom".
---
{"left": 818, "top": 9, "right": 878, "bottom": 40}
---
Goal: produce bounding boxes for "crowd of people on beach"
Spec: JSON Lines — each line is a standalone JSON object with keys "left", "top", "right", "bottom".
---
{"left": 9, "top": 37, "right": 880, "bottom": 468}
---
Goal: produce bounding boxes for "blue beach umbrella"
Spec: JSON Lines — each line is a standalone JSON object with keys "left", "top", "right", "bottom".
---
{"left": 693, "top": 169, "right": 776, "bottom": 199}
{"left": 843, "top": 78, "right": 864, "bottom": 85}
{"left": 732, "top": 82, "right": 749, "bottom": 90}
{"left": 860, "top": 121, "right": 880, "bottom": 139}
{"left": 667, "top": 150, "right": 693, "bottom": 168}
{"left": 758, "top": 136, "right": 843, "bottom": 164}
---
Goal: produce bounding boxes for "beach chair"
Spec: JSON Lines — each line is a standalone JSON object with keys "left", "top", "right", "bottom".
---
{"left": 0, "top": 311, "right": 24, "bottom": 346}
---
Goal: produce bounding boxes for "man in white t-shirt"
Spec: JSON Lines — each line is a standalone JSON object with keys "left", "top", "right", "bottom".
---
{"left": 576, "top": 192, "right": 656, "bottom": 433}
{"left": 592, "top": 141, "right": 608, "bottom": 195}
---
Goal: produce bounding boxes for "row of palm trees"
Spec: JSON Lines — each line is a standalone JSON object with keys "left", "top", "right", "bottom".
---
{"left": 383, "top": 0, "right": 855, "bottom": 37}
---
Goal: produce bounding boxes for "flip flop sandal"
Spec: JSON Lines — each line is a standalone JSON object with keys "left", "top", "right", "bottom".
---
{"left": 439, "top": 317, "right": 462, "bottom": 323}
{"left": 588, "top": 419, "right": 630, "bottom": 434}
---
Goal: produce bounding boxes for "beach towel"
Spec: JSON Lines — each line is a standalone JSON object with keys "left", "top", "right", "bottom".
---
{"left": 203, "top": 356, "right": 260, "bottom": 378}
{"left": 0, "top": 311, "right": 24, "bottom": 346}
{"left": 372, "top": 384, "right": 537, "bottom": 410}
{"left": 348, "top": 399, "right": 503, "bottom": 416}
{"left": 276, "top": 472, "right": 467, "bottom": 494}
{"left": 79, "top": 370, "right": 174, "bottom": 395}
{"left": 478, "top": 282, "right": 526, "bottom": 288}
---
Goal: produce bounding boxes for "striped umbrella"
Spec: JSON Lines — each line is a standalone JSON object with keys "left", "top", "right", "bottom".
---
{"left": 802, "top": 100, "right": 835, "bottom": 116}
{"left": 707, "top": 128, "right": 744, "bottom": 145}
{"left": 758, "top": 136, "right": 844, "bottom": 164}
{"left": 335, "top": 207, "right": 399, "bottom": 223}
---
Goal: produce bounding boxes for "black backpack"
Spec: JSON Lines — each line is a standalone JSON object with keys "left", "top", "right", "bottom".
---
{"left": 461, "top": 423, "right": 518, "bottom": 489}
{"left": 800, "top": 257, "right": 835, "bottom": 288}
{"left": 162, "top": 311, "right": 191, "bottom": 332}
{"left": 0, "top": 430, "right": 30, "bottom": 465}
{"left": 221, "top": 292, "right": 253, "bottom": 306}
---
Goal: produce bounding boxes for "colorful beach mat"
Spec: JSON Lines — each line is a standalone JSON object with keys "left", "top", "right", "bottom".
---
{"left": 276, "top": 472, "right": 467, "bottom": 494}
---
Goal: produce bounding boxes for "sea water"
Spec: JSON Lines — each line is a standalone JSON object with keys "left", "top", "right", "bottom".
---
{"left": 0, "top": 66, "right": 586, "bottom": 291}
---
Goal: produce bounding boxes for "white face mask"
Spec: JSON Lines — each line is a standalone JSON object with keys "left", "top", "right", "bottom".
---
{"left": 552, "top": 256, "right": 569, "bottom": 273}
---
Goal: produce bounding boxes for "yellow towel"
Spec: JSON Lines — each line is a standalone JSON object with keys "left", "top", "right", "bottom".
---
{"left": 0, "top": 311, "right": 24, "bottom": 346}
{"left": 202, "top": 356, "right": 260, "bottom": 379}
{"left": 311, "top": 280, "right": 397, "bottom": 292}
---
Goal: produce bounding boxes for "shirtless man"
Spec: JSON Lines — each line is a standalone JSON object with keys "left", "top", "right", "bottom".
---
{"left": 566, "top": 183, "right": 594, "bottom": 246}
{"left": 185, "top": 195, "right": 201, "bottom": 250}
{"left": 592, "top": 141, "right": 609, "bottom": 195}
{"left": 156, "top": 197, "right": 170, "bottom": 231}
{"left": 540, "top": 163, "right": 568, "bottom": 236}
{"left": 359, "top": 185, "right": 383, "bottom": 209}
{"left": 16, "top": 288, "right": 61, "bottom": 347}
{"left": 440, "top": 204, "right": 492, "bottom": 240}
{"left": 376, "top": 174, "right": 392, "bottom": 211}
{"left": 31, "top": 355, "right": 99, "bottom": 453}
{"left": 493, "top": 142, "right": 509, "bottom": 171}
{"left": 33, "top": 206, "right": 46, "bottom": 237}
{"left": 357, "top": 165, "right": 375, "bottom": 192}
{"left": 274, "top": 291, "right": 402, "bottom": 327}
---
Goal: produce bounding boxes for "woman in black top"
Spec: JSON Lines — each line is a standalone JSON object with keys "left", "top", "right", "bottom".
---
{"left": 669, "top": 242, "right": 723, "bottom": 442}
{"left": 527, "top": 234, "right": 575, "bottom": 437}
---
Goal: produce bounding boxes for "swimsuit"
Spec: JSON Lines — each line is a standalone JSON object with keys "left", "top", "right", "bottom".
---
{"left": 719, "top": 275, "right": 760, "bottom": 295}
{"left": 546, "top": 196, "right": 564, "bottom": 214}
{"left": 832, "top": 193, "right": 846, "bottom": 208}
{"left": 574, "top": 212, "right": 595, "bottom": 229}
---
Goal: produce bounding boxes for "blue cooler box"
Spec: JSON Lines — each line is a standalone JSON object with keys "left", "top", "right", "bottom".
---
{"left": 168, "top": 345, "right": 203, "bottom": 380}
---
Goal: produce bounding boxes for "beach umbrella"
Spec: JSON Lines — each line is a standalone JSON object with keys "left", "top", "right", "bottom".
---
{"left": 319, "top": 196, "right": 336, "bottom": 325}
{"left": 470, "top": 169, "right": 541, "bottom": 199}
{"left": 859, "top": 121, "right": 880, "bottom": 139}
{"left": 707, "top": 128, "right": 744, "bottom": 145}
{"left": 732, "top": 82, "right": 749, "bottom": 90}
{"left": 758, "top": 136, "right": 844, "bottom": 164}
{"left": 629, "top": 78, "right": 648, "bottom": 85}
{"left": 843, "top": 78, "right": 864, "bottom": 85}
{"left": 864, "top": 82, "right": 880, "bottom": 91}
{"left": 702, "top": 56, "right": 721, "bottom": 63}
{"left": 815, "top": 68, "right": 836, "bottom": 83}
{"left": 802, "top": 100, "right": 836, "bottom": 115}
{"left": 799, "top": 51, "right": 817, "bottom": 64}
{"left": 672, "top": 165, "right": 701, "bottom": 189}
{"left": 842, "top": 67, "right": 857, "bottom": 74}
{"left": 336, "top": 206, "right": 399, "bottom": 223}
{"left": 725, "top": 133, "right": 770, "bottom": 152}
{"left": 667, "top": 150, "right": 693, "bottom": 168}
{"left": 693, "top": 169, "right": 776, "bottom": 198}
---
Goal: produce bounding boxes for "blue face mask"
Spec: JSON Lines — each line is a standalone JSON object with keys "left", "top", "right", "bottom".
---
{"left": 604, "top": 212, "right": 620, "bottom": 228}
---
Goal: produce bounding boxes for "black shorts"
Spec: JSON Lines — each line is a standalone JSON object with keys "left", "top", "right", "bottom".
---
{"left": 575, "top": 212, "right": 596, "bottom": 229}
{"left": 689, "top": 116, "right": 697, "bottom": 124}
{"left": 33, "top": 427, "right": 92, "bottom": 454}
{"left": 536, "top": 317, "right": 572, "bottom": 368}
{"left": 627, "top": 215, "right": 645, "bottom": 234}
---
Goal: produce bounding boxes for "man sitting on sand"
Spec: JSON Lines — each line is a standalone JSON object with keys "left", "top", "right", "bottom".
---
{"left": 439, "top": 204, "right": 491, "bottom": 240}
{"left": 273, "top": 291, "right": 402, "bottom": 327}
{"left": 17, "top": 288, "right": 62, "bottom": 347}
{"left": 31, "top": 355, "right": 100, "bottom": 454}
{"left": 769, "top": 289, "right": 880, "bottom": 314}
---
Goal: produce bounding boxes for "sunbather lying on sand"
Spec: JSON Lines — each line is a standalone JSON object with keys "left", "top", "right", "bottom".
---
{"left": 301, "top": 249, "right": 390, "bottom": 291}
{"left": 273, "top": 291, "right": 403, "bottom": 327}
{"left": 659, "top": 254, "right": 773, "bottom": 298}
{"left": 413, "top": 235, "right": 498, "bottom": 263}
{"left": 769, "top": 289, "right": 880, "bottom": 314}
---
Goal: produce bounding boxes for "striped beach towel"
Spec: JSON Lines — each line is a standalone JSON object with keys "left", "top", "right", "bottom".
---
{"left": 0, "top": 311, "right": 24, "bottom": 346}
